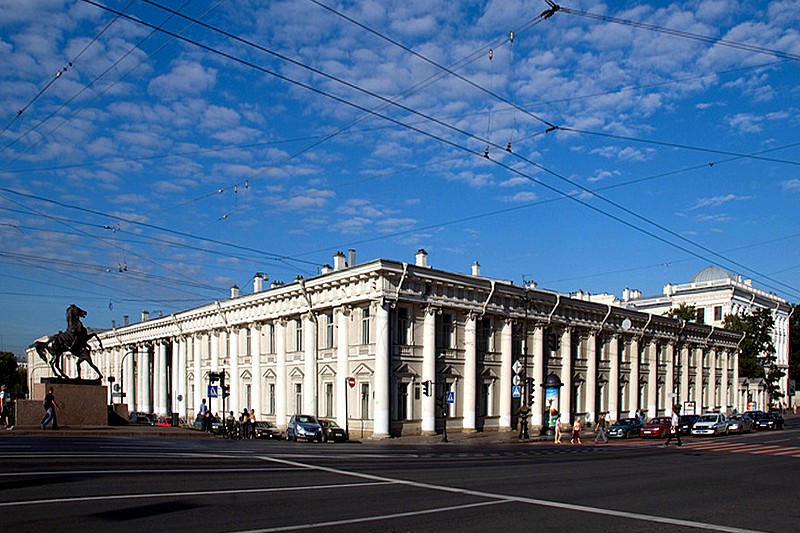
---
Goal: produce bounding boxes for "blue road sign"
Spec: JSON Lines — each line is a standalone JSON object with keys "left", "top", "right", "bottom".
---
{"left": 208, "top": 385, "right": 219, "bottom": 398}
{"left": 446, "top": 391, "right": 455, "bottom": 404}
{"left": 512, "top": 385, "right": 522, "bottom": 398}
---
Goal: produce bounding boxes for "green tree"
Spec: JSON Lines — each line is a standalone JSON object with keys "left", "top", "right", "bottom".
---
{"left": 723, "top": 308, "right": 783, "bottom": 406}
{"left": 0, "top": 352, "right": 25, "bottom": 393}
{"left": 665, "top": 303, "right": 699, "bottom": 322}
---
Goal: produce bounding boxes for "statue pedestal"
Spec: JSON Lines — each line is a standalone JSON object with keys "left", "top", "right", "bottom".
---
{"left": 16, "top": 378, "right": 108, "bottom": 427}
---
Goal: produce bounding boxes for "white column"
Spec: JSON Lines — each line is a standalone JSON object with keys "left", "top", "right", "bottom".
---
{"left": 156, "top": 342, "right": 168, "bottom": 415}
{"left": 733, "top": 348, "right": 740, "bottom": 411}
{"left": 531, "top": 326, "right": 545, "bottom": 428}
{"left": 680, "top": 344, "right": 690, "bottom": 405}
{"left": 250, "top": 323, "right": 262, "bottom": 419}
{"left": 721, "top": 350, "right": 729, "bottom": 412}
{"left": 585, "top": 332, "right": 597, "bottom": 424}
{"left": 373, "top": 302, "right": 390, "bottom": 437}
{"left": 276, "top": 320, "right": 287, "bottom": 427}
{"left": 192, "top": 335, "right": 202, "bottom": 416}
{"left": 125, "top": 346, "right": 136, "bottom": 412}
{"left": 647, "top": 341, "right": 657, "bottom": 416}
{"left": 171, "top": 338, "right": 180, "bottom": 414}
{"left": 708, "top": 348, "right": 717, "bottom": 410}
{"left": 303, "top": 313, "right": 316, "bottom": 415}
{"left": 559, "top": 328, "right": 572, "bottom": 423}
{"left": 229, "top": 327, "right": 240, "bottom": 414}
{"left": 113, "top": 347, "right": 121, "bottom": 403}
{"left": 499, "top": 318, "right": 513, "bottom": 430}
{"left": 463, "top": 313, "right": 477, "bottom": 432}
{"left": 664, "top": 342, "right": 675, "bottom": 413}
{"left": 210, "top": 330, "right": 220, "bottom": 415}
{"left": 608, "top": 335, "right": 620, "bottom": 422}
{"left": 152, "top": 344, "right": 162, "bottom": 415}
{"left": 695, "top": 348, "right": 704, "bottom": 411}
{"left": 421, "top": 307, "right": 437, "bottom": 434}
{"left": 630, "top": 338, "right": 640, "bottom": 415}
{"left": 336, "top": 308, "right": 350, "bottom": 428}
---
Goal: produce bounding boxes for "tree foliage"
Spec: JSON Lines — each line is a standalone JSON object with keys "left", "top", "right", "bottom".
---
{"left": 0, "top": 352, "right": 26, "bottom": 395}
{"left": 665, "top": 303, "right": 699, "bottom": 322}
{"left": 723, "top": 308, "right": 783, "bottom": 406}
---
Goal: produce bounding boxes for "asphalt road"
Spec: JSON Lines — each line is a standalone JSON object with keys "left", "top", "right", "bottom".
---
{"left": 2, "top": 418, "right": 799, "bottom": 533}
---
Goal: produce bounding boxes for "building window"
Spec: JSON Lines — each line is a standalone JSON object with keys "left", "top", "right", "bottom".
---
{"left": 245, "top": 384, "right": 251, "bottom": 410}
{"left": 437, "top": 314, "right": 454, "bottom": 349}
{"left": 268, "top": 383, "right": 275, "bottom": 415}
{"left": 713, "top": 306, "right": 723, "bottom": 322}
{"left": 360, "top": 383, "right": 370, "bottom": 419}
{"left": 361, "top": 308, "right": 370, "bottom": 344}
{"left": 296, "top": 320, "right": 303, "bottom": 352}
{"left": 696, "top": 308, "right": 705, "bottom": 324}
{"left": 266, "top": 323, "right": 275, "bottom": 354}
{"left": 295, "top": 383, "right": 302, "bottom": 413}
{"left": 396, "top": 307, "right": 410, "bottom": 345}
{"left": 325, "top": 312, "right": 334, "bottom": 349}
{"left": 245, "top": 329, "right": 252, "bottom": 356}
{"left": 226, "top": 334, "right": 230, "bottom": 357}
{"left": 324, "top": 383, "right": 334, "bottom": 417}
{"left": 480, "top": 383, "right": 491, "bottom": 417}
{"left": 478, "top": 318, "right": 492, "bottom": 353}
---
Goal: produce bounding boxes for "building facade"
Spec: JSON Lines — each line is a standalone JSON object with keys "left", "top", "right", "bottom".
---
{"left": 622, "top": 265, "right": 792, "bottom": 409}
{"left": 27, "top": 251, "right": 747, "bottom": 435}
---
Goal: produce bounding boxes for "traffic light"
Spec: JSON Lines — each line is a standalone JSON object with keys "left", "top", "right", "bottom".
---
{"left": 528, "top": 378, "right": 536, "bottom": 403}
{"left": 546, "top": 333, "right": 560, "bottom": 352}
{"left": 422, "top": 380, "right": 431, "bottom": 397}
{"left": 222, "top": 385, "right": 231, "bottom": 399}
{"left": 208, "top": 371, "right": 220, "bottom": 383}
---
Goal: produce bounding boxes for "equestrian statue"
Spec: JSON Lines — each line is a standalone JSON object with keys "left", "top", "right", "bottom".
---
{"left": 34, "top": 304, "right": 104, "bottom": 379}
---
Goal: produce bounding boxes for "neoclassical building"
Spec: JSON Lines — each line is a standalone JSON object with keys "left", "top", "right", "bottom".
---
{"left": 28, "top": 250, "right": 748, "bottom": 436}
{"left": 621, "top": 265, "right": 792, "bottom": 409}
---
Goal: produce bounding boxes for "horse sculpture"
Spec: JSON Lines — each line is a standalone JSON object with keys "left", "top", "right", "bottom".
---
{"left": 34, "top": 304, "right": 104, "bottom": 379}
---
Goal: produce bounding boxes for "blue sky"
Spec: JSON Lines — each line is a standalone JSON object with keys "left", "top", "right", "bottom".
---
{"left": 1, "top": 0, "right": 799, "bottom": 357}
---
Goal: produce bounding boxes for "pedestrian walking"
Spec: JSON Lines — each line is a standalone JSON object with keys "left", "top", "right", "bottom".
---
{"left": 240, "top": 408, "right": 250, "bottom": 439}
{"left": 40, "top": 386, "right": 60, "bottom": 430}
{"left": 664, "top": 406, "right": 682, "bottom": 447}
{"left": 1, "top": 385, "right": 13, "bottom": 430}
{"left": 249, "top": 409, "right": 257, "bottom": 439}
{"left": 199, "top": 398, "right": 210, "bottom": 432}
{"left": 594, "top": 412, "right": 608, "bottom": 444}
{"left": 570, "top": 418, "right": 582, "bottom": 445}
{"left": 554, "top": 415, "right": 562, "bottom": 444}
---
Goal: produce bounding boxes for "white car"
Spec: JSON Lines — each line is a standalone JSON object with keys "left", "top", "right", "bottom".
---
{"left": 691, "top": 413, "right": 729, "bottom": 436}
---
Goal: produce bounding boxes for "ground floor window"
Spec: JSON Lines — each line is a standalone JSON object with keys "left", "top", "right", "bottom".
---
{"left": 295, "top": 383, "right": 302, "bottom": 413}
{"left": 267, "top": 383, "right": 275, "bottom": 415}
{"left": 325, "top": 382, "right": 334, "bottom": 417}
{"left": 360, "top": 383, "right": 370, "bottom": 419}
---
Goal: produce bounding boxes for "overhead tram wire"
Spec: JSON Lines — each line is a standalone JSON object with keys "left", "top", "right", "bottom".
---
{"left": 79, "top": 0, "right": 799, "bottom": 299}
{"left": 552, "top": 3, "right": 800, "bottom": 63}
{"left": 1, "top": 0, "right": 226, "bottom": 167}
{"left": 0, "top": 0, "right": 136, "bottom": 138}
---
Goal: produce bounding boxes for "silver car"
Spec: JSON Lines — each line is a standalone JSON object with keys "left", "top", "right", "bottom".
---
{"left": 726, "top": 414, "right": 753, "bottom": 434}
{"left": 691, "top": 413, "right": 729, "bottom": 436}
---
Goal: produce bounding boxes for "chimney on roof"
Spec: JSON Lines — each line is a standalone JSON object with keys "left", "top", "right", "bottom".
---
{"left": 253, "top": 273, "right": 266, "bottom": 293}
{"left": 321, "top": 264, "right": 333, "bottom": 274}
{"left": 333, "top": 251, "right": 346, "bottom": 271}
{"left": 231, "top": 284, "right": 239, "bottom": 298}
{"left": 123, "top": 315, "right": 129, "bottom": 326}
{"left": 141, "top": 310, "right": 149, "bottom": 322}
{"left": 471, "top": 261, "right": 481, "bottom": 276}
{"left": 415, "top": 248, "right": 428, "bottom": 267}
{"left": 347, "top": 248, "right": 357, "bottom": 267}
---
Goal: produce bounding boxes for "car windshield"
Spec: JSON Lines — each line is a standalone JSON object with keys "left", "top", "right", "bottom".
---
{"left": 617, "top": 418, "right": 636, "bottom": 425}
{"left": 679, "top": 416, "right": 695, "bottom": 423}
{"left": 697, "top": 415, "right": 717, "bottom": 422}
{"left": 295, "top": 415, "right": 316, "bottom": 424}
{"left": 321, "top": 420, "right": 340, "bottom": 428}
{"left": 649, "top": 418, "right": 668, "bottom": 425}
{"left": 729, "top": 415, "right": 741, "bottom": 421}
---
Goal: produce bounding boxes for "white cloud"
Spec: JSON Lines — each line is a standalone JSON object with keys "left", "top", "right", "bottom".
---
{"left": 148, "top": 61, "right": 217, "bottom": 100}
{"left": 690, "top": 194, "right": 748, "bottom": 210}
{"left": 781, "top": 179, "right": 800, "bottom": 191}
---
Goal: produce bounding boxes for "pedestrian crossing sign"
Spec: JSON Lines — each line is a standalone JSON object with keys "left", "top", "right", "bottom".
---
{"left": 512, "top": 385, "right": 521, "bottom": 398}
{"left": 208, "top": 385, "right": 219, "bottom": 398}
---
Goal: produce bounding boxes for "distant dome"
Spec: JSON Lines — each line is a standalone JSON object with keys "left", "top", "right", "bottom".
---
{"left": 690, "top": 266, "right": 735, "bottom": 283}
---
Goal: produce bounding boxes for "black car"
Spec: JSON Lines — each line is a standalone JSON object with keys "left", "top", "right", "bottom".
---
{"left": 253, "top": 421, "right": 282, "bottom": 439}
{"left": 754, "top": 412, "right": 784, "bottom": 430}
{"left": 607, "top": 418, "right": 643, "bottom": 438}
{"left": 677, "top": 414, "right": 699, "bottom": 435}
{"left": 319, "top": 419, "right": 349, "bottom": 442}
{"left": 129, "top": 412, "right": 156, "bottom": 425}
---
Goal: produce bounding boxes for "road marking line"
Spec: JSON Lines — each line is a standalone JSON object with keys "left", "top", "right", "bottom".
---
{"left": 234, "top": 500, "right": 511, "bottom": 532}
{"left": 0, "top": 467, "right": 300, "bottom": 477}
{"left": 0, "top": 481, "right": 391, "bottom": 508}
{"left": 253, "top": 455, "right": 767, "bottom": 533}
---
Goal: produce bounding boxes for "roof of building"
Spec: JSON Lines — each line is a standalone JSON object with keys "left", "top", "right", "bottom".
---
{"left": 690, "top": 265, "right": 736, "bottom": 284}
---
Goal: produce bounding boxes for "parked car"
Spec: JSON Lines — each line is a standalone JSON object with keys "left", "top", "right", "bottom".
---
{"left": 319, "top": 419, "right": 349, "bottom": 442}
{"left": 129, "top": 412, "right": 156, "bottom": 425}
{"left": 608, "top": 418, "right": 643, "bottom": 438}
{"left": 640, "top": 417, "right": 671, "bottom": 438}
{"left": 726, "top": 414, "right": 754, "bottom": 434}
{"left": 287, "top": 414, "right": 323, "bottom": 442}
{"left": 754, "top": 412, "right": 784, "bottom": 430}
{"left": 691, "top": 413, "right": 729, "bottom": 436}
{"left": 677, "top": 414, "right": 699, "bottom": 435}
{"left": 253, "top": 421, "right": 282, "bottom": 439}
